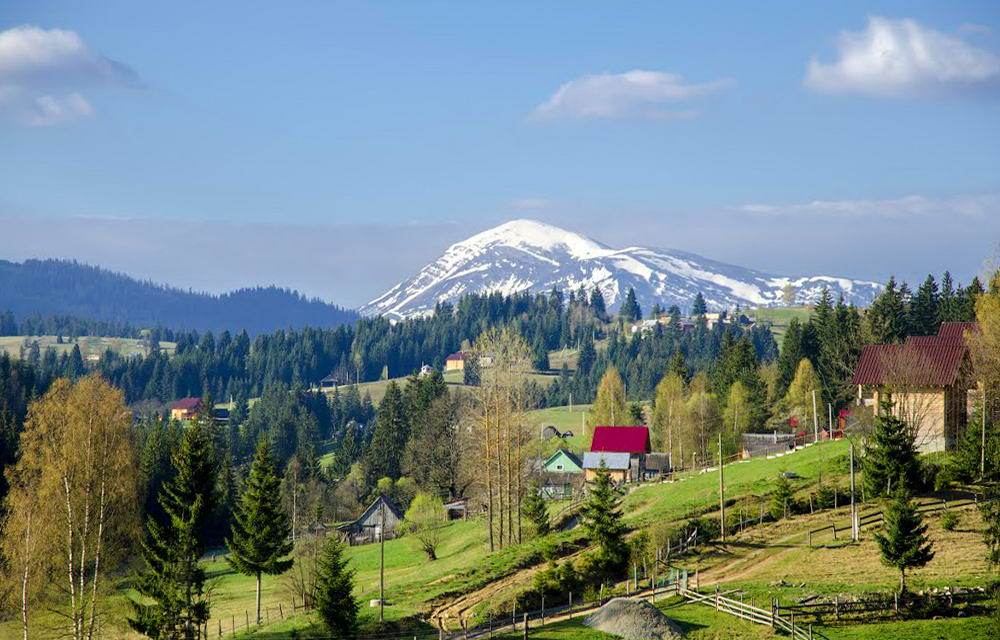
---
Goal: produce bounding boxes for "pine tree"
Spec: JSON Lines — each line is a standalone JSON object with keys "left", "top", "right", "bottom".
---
{"left": 867, "top": 276, "right": 908, "bottom": 343}
{"left": 910, "top": 275, "right": 940, "bottom": 336}
{"left": 691, "top": 292, "right": 707, "bottom": 316}
{"left": 874, "top": 487, "right": 934, "bottom": 594}
{"left": 769, "top": 474, "right": 795, "bottom": 520}
{"left": 863, "top": 402, "right": 921, "bottom": 498}
{"left": 313, "top": 535, "right": 359, "bottom": 639}
{"left": 581, "top": 464, "right": 628, "bottom": 574}
{"left": 522, "top": 483, "right": 550, "bottom": 537}
{"left": 590, "top": 367, "right": 628, "bottom": 427}
{"left": 129, "top": 420, "right": 217, "bottom": 639}
{"left": 577, "top": 332, "right": 597, "bottom": 376}
{"left": 364, "top": 381, "right": 408, "bottom": 488}
{"left": 980, "top": 483, "right": 1000, "bottom": 568}
{"left": 619, "top": 287, "right": 641, "bottom": 322}
{"left": 227, "top": 438, "right": 294, "bottom": 625}
{"left": 590, "top": 287, "right": 608, "bottom": 321}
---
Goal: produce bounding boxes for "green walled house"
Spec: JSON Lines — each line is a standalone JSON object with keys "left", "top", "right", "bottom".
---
{"left": 539, "top": 449, "right": 583, "bottom": 499}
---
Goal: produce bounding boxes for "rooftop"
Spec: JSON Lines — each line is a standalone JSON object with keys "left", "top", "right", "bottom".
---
{"left": 590, "top": 425, "right": 651, "bottom": 454}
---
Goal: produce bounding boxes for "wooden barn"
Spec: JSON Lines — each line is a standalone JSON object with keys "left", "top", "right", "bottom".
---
{"left": 337, "top": 494, "right": 403, "bottom": 545}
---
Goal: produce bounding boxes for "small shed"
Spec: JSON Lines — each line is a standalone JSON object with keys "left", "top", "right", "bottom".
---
{"left": 337, "top": 495, "right": 403, "bottom": 545}
{"left": 443, "top": 498, "right": 468, "bottom": 520}
{"left": 319, "top": 374, "right": 340, "bottom": 390}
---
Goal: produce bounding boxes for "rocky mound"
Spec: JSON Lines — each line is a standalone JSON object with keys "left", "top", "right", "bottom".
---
{"left": 583, "top": 597, "right": 684, "bottom": 639}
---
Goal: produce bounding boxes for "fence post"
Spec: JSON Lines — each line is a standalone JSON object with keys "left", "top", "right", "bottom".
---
{"left": 569, "top": 592, "right": 573, "bottom": 618}
{"left": 218, "top": 619, "right": 222, "bottom": 638}
{"left": 541, "top": 595, "right": 545, "bottom": 625}
{"left": 279, "top": 603, "right": 284, "bottom": 619}
{"left": 770, "top": 600, "right": 776, "bottom": 627}
{"left": 245, "top": 610, "right": 249, "bottom": 631}
{"left": 809, "top": 623, "right": 813, "bottom": 639}
{"left": 522, "top": 613, "right": 528, "bottom": 640}
{"left": 231, "top": 615, "right": 235, "bottom": 637}
{"left": 832, "top": 522, "right": 837, "bottom": 540}
{"left": 808, "top": 530, "right": 812, "bottom": 547}
{"left": 462, "top": 618, "right": 468, "bottom": 640}
{"left": 696, "top": 569, "right": 700, "bottom": 590}
{"left": 512, "top": 602, "right": 516, "bottom": 628}
{"left": 715, "top": 585, "right": 719, "bottom": 610}
{"left": 791, "top": 611, "right": 795, "bottom": 635}
{"left": 835, "top": 595, "right": 839, "bottom": 620}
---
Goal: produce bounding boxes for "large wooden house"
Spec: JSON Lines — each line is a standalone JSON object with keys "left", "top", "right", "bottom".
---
{"left": 852, "top": 322, "right": 977, "bottom": 453}
{"left": 583, "top": 426, "right": 651, "bottom": 483}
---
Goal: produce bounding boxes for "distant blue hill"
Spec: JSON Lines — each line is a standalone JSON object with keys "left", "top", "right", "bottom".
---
{"left": 0, "top": 259, "right": 358, "bottom": 335}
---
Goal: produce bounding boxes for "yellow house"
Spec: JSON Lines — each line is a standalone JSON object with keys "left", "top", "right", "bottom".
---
{"left": 444, "top": 351, "right": 467, "bottom": 372}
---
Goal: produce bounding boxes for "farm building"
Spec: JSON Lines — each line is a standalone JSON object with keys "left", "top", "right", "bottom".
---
{"left": 169, "top": 397, "right": 203, "bottom": 421}
{"left": 584, "top": 426, "right": 651, "bottom": 483}
{"left": 337, "top": 494, "right": 403, "bottom": 545}
{"left": 444, "top": 351, "right": 468, "bottom": 372}
{"left": 319, "top": 373, "right": 340, "bottom": 390}
{"left": 542, "top": 449, "right": 583, "bottom": 474}
{"left": 852, "top": 322, "right": 977, "bottom": 453}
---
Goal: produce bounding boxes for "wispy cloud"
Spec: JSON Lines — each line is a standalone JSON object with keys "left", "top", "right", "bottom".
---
{"left": 511, "top": 197, "right": 550, "bottom": 211}
{"left": 0, "top": 25, "right": 140, "bottom": 126}
{"left": 735, "top": 193, "right": 1000, "bottom": 219}
{"left": 531, "top": 69, "right": 731, "bottom": 121}
{"left": 805, "top": 17, "right": 1000, "bottom": 97}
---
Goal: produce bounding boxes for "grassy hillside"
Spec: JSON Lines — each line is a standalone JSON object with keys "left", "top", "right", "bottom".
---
{"left": 748, "top": 306, "right": 813, "bottom": 342}
{"left": 0, "top": 334, "right": 177, "bottom": 360}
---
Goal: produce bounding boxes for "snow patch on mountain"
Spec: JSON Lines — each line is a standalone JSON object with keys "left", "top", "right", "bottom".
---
{"left": 361, "top": 219, "right": 882, "bottom": 319}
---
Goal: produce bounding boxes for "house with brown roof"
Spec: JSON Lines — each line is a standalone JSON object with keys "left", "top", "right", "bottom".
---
{"left": 169, "top": 397, "right": 203, "bottom": 421}
{"left": 852, "top": 322, "right": 977, "bottom": 452}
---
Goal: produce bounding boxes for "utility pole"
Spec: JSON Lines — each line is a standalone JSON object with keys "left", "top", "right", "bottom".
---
{"left": 849, "top": 442, "right": 858, "bottom": 542}
{"left": 812, "top": 390, "right": 819, "bottom": 443}
{"left": 982, "top": 387, "right": 988, "bottom": 479}
{"left": 379, "top": 500, "right": 385, "bottom": 623}
{"left": 719, "top": 433, "right": 726, "bottom": 543}
{"left": 828, "top": 403, "right": 833, "bottom": 435}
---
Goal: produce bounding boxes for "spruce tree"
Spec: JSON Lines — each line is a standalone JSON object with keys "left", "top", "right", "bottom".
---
{"left": 314, "top": 535, "right": 359, "bottom": 638}
{"left": 364, "top": 381, "right": 408, "bottom": 488}
{"left": 980, "top": 483, "right": 1000, "bottom": 568}
{"left": 620, "top": 287, "right": 641, "bottom": 322}
{"left": 522, "top": 483, "right": 550, "bottom": 537}
{"left": 875, "top": 487, "right": 934, "bottom": 594}
{"left": 590, "top": 287, "right": 608, "bottom": 321}
{"left": 769, "top": 474, "right": 795, "bottom": 520}
{"left": 691, "top": 292, "right": 707, "bottom": 316}
{"left": 227, "top": 438, "right": 294, "bottom": 624}
{"left": 129, "top": 420, "right": 217, "bottom": 639}
{"left": 910, "top": 275, "right": 940, "bottom": 336}
{"left": 581, "top": 464, "right": 628, "bottom": 574}
{"left": 863, "top": 402, "right": 921, "bottom": 498}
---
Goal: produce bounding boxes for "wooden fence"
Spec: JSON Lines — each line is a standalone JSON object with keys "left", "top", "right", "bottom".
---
{"left": 677, "top": 586, "right": 814, "bottom": 639}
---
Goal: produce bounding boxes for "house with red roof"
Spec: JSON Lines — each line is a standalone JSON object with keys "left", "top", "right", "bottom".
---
{"left": 584, "top": 425, "right": 651, "bottom": 483}
{"left": 852, "top": 322, "right": 978, "bottom": 452}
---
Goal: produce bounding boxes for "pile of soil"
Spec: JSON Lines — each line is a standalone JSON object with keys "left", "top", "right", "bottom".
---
{"left": 583, "top": 597, "right": 685, "bottom": 639}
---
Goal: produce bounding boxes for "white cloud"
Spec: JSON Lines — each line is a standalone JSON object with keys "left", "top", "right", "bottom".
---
{"left": 532, "top": 69, "right": 731, "bottom": 120}
{"left": 805, "top": 17, "right": 1000, "bottom": 96}
{"left": 735, "top": 193, "right": 999, "bottom": 219}
{"left": 0, "top": 25, "right": 139, "bottom": 126}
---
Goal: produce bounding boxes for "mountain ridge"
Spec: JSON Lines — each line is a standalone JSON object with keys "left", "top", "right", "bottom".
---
{"left": 361, "top": 219, "right": 882, "bottom": 319}
{"left": 0, "top": 258, "right": 358, "bottom": 335}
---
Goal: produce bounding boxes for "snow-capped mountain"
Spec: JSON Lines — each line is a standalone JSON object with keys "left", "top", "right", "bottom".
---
{"left": 361, "top": 220, "right": 882, "bottom": 319}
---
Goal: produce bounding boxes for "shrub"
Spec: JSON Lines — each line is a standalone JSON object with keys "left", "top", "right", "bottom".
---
{"left": 940, "top": 510, "right": 959, "bottom": 531}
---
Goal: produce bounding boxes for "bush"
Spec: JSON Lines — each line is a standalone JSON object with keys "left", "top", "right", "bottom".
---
{"left": 769, "top": 474, "right": 796, "bottom": 520}
{"left": 940, "top": 510, "right": 959, "bottom": 531}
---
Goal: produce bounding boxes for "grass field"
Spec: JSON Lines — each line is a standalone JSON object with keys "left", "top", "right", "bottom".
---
{"left": 0, "top": 335, "right": 176, "bottom": 360}
{"left": 748, "top": 306, "right": 813, "bottom": 342}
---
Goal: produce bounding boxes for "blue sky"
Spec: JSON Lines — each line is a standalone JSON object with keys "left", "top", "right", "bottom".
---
{"left": 2, "top": 1, "right": 999, "bottom": 306}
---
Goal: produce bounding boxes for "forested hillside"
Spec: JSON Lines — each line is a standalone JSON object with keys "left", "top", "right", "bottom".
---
{"left": 0, "top": 258, "right": 358, "bottom": 334}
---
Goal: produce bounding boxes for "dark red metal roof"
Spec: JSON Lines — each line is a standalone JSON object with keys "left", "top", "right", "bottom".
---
{"left": 445, "top": 351, "right": 467, "bottom": 361}
{"left": 590, "top": 426, "right": 651, "bottom": 454}
{"left": 851, "top": 341, "right": 968, "bottom": 387}
{"left": 170, "top": 397, "right": 203, "bottom": 411}
{"left": 938, "top": 322, "right": 978, "bottom": 341}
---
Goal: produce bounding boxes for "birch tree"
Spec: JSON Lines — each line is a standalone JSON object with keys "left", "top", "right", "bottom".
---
{"left": 470, "top": 327, "right": 532, "bottom": 551}
{"left": 2, "top": 375, "right": 139, "bottom": 640}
